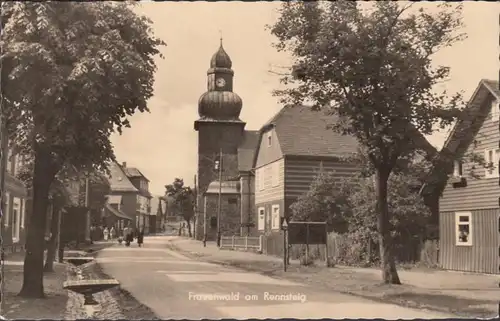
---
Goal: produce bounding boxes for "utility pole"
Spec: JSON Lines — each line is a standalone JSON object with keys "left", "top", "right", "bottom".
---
{"left": 216, "top": 148, "right": 222, "bottom": 247}
{"left": 84, "top": 177, "right": 91, "bottom": 243}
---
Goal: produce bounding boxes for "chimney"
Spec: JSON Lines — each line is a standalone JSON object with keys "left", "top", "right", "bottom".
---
{"left": 122, "top": 162, "right": 127, "bottom": 168}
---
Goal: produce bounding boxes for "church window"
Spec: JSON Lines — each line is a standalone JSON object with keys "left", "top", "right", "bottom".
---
{"left": 257, "top": 207, "right": 265, "bottom": 231}
{"left": 267, "top": 132, "right": 272, "bottom": 147}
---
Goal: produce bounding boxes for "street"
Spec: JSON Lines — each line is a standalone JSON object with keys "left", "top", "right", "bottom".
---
{"left": 96, "top": 235, "right": 458, "bottom": 319}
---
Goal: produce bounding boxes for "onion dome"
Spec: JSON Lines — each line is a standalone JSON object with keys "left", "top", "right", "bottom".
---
{"left": 198, "top": 91, "right": 242, "bottom": 120}
{"left": 210, "top": 43, "right": 232, "bottom": 69}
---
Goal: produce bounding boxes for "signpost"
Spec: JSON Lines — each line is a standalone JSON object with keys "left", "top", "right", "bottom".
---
{"left": 281, "top": 218, "right": 288, "bottom": 272}
{"left": 287, "top": 221, "right": 328, "bottom": 264}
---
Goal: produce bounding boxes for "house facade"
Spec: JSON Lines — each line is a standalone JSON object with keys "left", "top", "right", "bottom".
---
{"left": 105, "top": 161, "right": 138, "bottom": 232}
{"left": 253, "top": 106, "right": 360, "bottom": 241}
{"left": 1, "top": 146, "right": 28, "bottom": 251}
{"left": 438, "top": 79, "right": 500, "bottom": 274}
{"left": 123, "top": 164, "right": 153, "bottom": 233}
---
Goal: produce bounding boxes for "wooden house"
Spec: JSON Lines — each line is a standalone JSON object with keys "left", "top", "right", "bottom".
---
{"left": 252, "top": 105, "right": 359, "bottom": 240}
{"left": 437, "top": 79, "right": 500, "bottom": 274}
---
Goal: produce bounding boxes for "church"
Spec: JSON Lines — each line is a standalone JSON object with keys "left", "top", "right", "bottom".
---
{"left": 194, "top": 40, "right": 259, "bottom": 242}
{"left": 193, "top": 41, "right": 360, "bottom": 244}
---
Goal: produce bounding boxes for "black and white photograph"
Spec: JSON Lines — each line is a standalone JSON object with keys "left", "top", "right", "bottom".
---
{"left": 0, "top": 1, "right": 498, "bottom": 320}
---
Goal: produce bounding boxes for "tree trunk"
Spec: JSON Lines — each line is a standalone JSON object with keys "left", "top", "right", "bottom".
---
{"left": 374, "top": 167, "right": 401, "bottom": 285}
{"left": 44, "top": 203, "right": 62, "bottom": 272}
{"left": 18, "top": 150, "right": 57, "bottom": 298}
{"left": 186, "top": 219, "right": 192, "bottom": 237}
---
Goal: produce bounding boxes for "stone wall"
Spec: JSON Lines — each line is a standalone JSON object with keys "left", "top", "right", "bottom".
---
{"left": 201, "top": 193, "right": 241, "bottom": 241}
{"left": 195, "top": 122, "right": 245, "bottom": 240}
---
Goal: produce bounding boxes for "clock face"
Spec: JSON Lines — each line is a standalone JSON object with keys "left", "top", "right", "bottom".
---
{"left": 216, "top": 78, "right": 226, "bottom": 88}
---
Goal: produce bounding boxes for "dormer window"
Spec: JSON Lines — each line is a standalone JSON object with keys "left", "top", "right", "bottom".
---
{"left": 267, "top": 133, "right": 272, "bottom": 147}
{"left": 453, "top": 160, "right": 463, "bottom": 177}
{"left": 490, "top": 99, "right": 499, "bottom": 121}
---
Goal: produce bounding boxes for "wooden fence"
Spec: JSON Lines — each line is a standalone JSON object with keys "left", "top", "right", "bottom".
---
{"left": 263, "top": 232, "right": 439, "bottom": 267}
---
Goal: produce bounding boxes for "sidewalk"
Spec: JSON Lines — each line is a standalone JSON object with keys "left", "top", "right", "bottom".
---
{"left": 2, "top": 252, "right": 68, "bottom": 319}
{"left": 167, "top": 237, "right": 498, "bottom": 318}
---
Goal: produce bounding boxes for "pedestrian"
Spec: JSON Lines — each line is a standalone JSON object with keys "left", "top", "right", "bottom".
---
{"left": 103, "top": 227, "right": 109, "bottom": 241}
{"left": 110, "top": 226, "right": 116, "bottom": 239}
{"left": 137, "top": 229, "right": 144, "bottom": 247}
{"left": 124, "top": 226, "right": 132, "bottom": 247}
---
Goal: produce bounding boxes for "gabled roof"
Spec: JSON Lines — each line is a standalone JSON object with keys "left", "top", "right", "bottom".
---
{"left": 421, "top": 79, "right": 499, "bottom": 195}
{"left": 238, "top": 130, "right": 259, "bottom": 172}
{"left": 107, "top": 161, "right": 138, "bottom": 193}
{"left": 257, "top": 105, "right": 359, "bottom": 159}
{"left": 124, "top": 167, "right": 150, "bottom": 182}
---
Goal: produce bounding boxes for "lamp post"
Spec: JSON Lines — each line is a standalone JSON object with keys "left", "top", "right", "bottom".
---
{"left": 214, "top": 148, "right": 223, "bottom": 247}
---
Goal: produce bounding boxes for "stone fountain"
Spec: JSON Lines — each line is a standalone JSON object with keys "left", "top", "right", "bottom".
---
{"left": 63, "top": 255, "right": 120, "bottom": 318}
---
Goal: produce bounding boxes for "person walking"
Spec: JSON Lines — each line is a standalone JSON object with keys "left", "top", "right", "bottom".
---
{"left": 124, "top": 226, "right": 132, "bottom": 247}
{"left": 110, "top": 226, "right": 116, "bottom": 239}
{"left": 103, "top": 227, "right": 109, "bottom": 241}
{"left": 137, "top": 228, "right": 144, "bottom": 248}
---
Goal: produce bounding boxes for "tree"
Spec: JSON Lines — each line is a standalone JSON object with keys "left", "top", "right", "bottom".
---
{"left": 165, "top": 178, "right": 195, "bottom": 237}
{"left": 269, "top": 1, "right": 465, "bottom": 284}
{"left": 1, "top": 2, "right": 165, "bottom": 297}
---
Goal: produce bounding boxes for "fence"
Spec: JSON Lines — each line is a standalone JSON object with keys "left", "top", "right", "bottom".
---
{"left": 263, "top": 232, "right": 439, "bottom": 267}
{"left": 220, "top": 235, "right": 263, "bottom": 252}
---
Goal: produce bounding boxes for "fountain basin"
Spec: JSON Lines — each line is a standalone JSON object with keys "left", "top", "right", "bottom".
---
{"left": 65, "top": 257, "right": 95, "bottom": 266}
{"left": 63, "top": 279, "right": 120, "bottom": 297}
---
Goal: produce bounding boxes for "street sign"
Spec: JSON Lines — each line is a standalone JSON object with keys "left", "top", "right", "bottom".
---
{"left": 281, "top": 218, "right": 288, "bottom": 230}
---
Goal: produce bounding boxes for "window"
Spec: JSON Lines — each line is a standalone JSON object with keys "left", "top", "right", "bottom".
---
{"left": 271, "top": 205, "right": 280, "bottom": 230}
{"left": 6, "top": 149, "right": 13, "bottom": 175}
{"left": 453, "top": 160, "right": 463, "bottom": 177}
{"left": 455, "top": 212, "right": 472, "bottom": 246}
{"left": 271, "top": 162, "right": 280, "bottom": 187}
{"left": 484, "top": 149, "right": 499, "bottom": 178}
{"left": 12, "top": 197, "right": 21, "bottom": 242}
{"left": 3, "top": 192, "right": 10, "bottom": 227}
{"left": 267, "top": 132, "right": 272, "bottom": 147}
{"left": 490, "top": 99, "right": 499, "bottom": 121}
{"left": 257, "top": 207, "right": 265, "bottom": 231}
{"left": 257, "top": 169, "right": 265, "bottom": 191}
{"left": 20, "top": 198, "right": 25, "bottom": 228}
{"left": 210, "top": 216, "right": 217, "bottom": 228}
{"left": 228, "top": 198, "right": 237, "bottom": 205}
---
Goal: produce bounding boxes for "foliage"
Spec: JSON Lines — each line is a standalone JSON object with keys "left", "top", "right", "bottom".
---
{"left": 290, "top": 169, "right": 349, "bottom": 232}
{"left": 1, "top": 1, "right": 165, "bottom": 298}
{"left": 165, "top": 178, "right": 195, "bottom": 223}
{"left": 1, "top": 1, "right": 165, "bottom": 173}
{"left": 291, "top": 169, "right": 431, "bottom": 265}
{"left": 269, "top": 1, "right": 465, "bottom": 284}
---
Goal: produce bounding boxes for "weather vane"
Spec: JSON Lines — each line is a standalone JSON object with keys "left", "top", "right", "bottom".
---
{"left": 219, "top": 29, "right": 223, "bottom": 46}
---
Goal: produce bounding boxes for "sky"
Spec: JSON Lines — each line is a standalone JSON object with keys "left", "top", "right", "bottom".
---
{"left": 110, "top": 2, "right": 499, "bottom": 196}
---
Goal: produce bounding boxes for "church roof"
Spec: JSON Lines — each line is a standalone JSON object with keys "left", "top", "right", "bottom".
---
{"left": 210, "top": 42, "right": 232, "bottom": 69}
{"left": 260, "top": 105, "right": 359, "bottom": 158}
{"left": 238, "top": 130, "right": 259, "bottom": 172}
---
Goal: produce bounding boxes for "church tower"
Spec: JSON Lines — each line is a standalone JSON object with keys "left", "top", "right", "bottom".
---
{"left": 194, "top": 40, "right": 246, "bottom": 215}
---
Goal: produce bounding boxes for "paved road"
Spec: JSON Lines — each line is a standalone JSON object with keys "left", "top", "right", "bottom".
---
{"left": 97, "top": 236, "right": 458, "bottom": 319}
